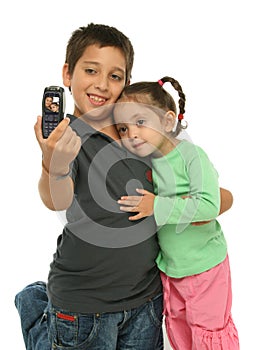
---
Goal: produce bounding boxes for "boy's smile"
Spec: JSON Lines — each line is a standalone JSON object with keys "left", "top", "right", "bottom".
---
{"left": 88, "top": 94, "right": 107, "bottom": 106}
{"left": 63, "top": 44, "right": 127, "bottom": 122}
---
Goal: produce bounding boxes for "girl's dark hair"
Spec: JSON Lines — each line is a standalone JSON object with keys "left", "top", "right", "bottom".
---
{"left": 119, "top": 76, "right": 187, "bottom": 137}
{"left": 65, "top": 23, "right": 134, "bottom": 84}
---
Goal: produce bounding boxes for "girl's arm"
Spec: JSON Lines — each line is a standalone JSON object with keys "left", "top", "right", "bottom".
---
{"left": 119, "top": 145, "right": 228, "bottom": 224}
{"left": 118, "top": 187, "right": 233, "bottom": 222}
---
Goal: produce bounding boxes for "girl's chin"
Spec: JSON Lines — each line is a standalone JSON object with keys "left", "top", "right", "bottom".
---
{"left": 132, "top": 148, "right": 152, "bottom": 158}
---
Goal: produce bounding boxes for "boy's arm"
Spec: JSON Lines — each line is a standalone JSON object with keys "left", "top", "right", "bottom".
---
{"left": 191, "top": 187, "right": 233, "bottom": 226}
{"left": 219, "top": 187, "right": 233, "bottom": 215}
{"left": 34, "top": 116, "right": 81, "bottom": 211}
{"left": 38, "top": 166, "right": 74, "bottom": 211}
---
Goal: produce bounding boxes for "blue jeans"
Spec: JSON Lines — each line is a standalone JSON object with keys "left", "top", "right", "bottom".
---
{"left": 15, "top": 282, "right": 50, "bottom": 350}
{"left": 15, "top": 281, "right": 164, "bottom": 349}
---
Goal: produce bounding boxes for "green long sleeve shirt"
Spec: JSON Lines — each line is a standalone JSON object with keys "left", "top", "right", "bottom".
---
{"left": 152, "top": 140, "right": 227, "bottom": 278}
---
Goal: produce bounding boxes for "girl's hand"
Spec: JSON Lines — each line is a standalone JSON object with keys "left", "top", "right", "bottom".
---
{"left": 118, "top": 188, "right": 155, "bottom": 221}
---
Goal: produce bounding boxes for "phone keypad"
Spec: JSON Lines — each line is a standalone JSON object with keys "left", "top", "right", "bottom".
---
{"left": 43, "top": 114, "right": 60, "bottom": 138}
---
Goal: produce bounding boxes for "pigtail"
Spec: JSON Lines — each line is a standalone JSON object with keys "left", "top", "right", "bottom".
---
{"left": 158, "top": 77, "right": 188, "bottom": 137}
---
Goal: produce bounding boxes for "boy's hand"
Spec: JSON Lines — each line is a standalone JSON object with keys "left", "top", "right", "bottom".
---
{"left": 181, "top": 195, "right": 211, "bottom": 226}
{"left": 118, "top": 188, "right": 155, "bottom": 221}
{"left": 34, "top": 116, "right": 81, "bottom": 176}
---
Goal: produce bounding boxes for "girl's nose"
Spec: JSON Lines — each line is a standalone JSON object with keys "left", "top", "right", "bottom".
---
{"left": 128, "top": 126, "right": 139, "bottom": 140}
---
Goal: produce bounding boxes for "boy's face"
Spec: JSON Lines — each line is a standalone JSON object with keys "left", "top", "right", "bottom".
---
{"left": 63, "top": 44, "right": 127, "bottom": 121}
{"left": 45, "top": 96, "right": 53, "bottom": 108}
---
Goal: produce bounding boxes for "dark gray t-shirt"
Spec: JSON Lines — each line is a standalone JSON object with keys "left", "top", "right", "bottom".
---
{"left": 47, "top": 115, "right": 162, "bottom": 313}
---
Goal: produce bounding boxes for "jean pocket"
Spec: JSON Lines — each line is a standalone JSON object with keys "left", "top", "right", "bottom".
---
{"left": 148, "top": 293, "right": 163, "bottom": 327}
{"left": 48, "top": 306, "right": 99, "bottom": 349}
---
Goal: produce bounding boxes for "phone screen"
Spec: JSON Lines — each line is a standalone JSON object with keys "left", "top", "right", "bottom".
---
{"left": 42, "top": 86, "right": 65, "bottom": 138}
{"left": 43, "top": 92, "right": 61, "bottom": 115}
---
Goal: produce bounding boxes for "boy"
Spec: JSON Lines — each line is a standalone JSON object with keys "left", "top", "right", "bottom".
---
{"left": 15, "top": 23, "right": 164, "bottom": 350}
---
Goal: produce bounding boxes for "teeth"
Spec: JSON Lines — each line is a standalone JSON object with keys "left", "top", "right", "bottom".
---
{"left": 90, "top": 95, "right": 106, "bottom": 102}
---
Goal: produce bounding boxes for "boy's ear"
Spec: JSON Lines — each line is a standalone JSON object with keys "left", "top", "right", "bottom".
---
{"left": 164, "top": 111, "right": 176, "bottom": 132}
{"left": 62, "top": 64, "right": 71, "bottom": 88}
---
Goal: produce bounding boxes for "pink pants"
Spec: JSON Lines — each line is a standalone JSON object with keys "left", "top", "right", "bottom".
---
{"left": 160, "top": 255, "right": 240, "bottom": 349}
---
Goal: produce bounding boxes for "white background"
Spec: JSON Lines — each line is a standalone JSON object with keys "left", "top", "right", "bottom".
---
{"left": 1, "top": 0, "right": 252, "bottom": 348}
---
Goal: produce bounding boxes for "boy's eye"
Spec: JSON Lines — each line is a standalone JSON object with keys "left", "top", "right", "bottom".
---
{"left": 111, "top": 74, "right": 123, "bottom": 81}
{"left": 136, "top": 119, "right": 145, "bottom": 126}
{"left": 85, "top": 68, "right": 96, "bottom": 74}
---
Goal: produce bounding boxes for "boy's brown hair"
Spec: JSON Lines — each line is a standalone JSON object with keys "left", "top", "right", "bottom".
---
{"left": 65, "top": 23, "right": 134, "bottom": 84}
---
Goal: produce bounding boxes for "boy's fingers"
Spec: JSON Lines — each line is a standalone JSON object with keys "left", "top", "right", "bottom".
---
{"left": 191, "top": 220, "right": 211, "bottom": 226}
{"left": 49, "top": 117, "right": 70, "bottom": 140}
{"left": 34, "top": 116, "right": 43, "bottom": 143}
{"left": 34, "top": 116, "right": 70, "bottom": 143}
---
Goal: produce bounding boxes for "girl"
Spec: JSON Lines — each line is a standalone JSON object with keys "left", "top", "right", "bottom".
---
{"left": 114, "top": 76, "right": 240, "bottom": 350}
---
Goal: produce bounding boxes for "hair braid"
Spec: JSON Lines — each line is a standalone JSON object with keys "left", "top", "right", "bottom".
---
{"left": 118, "top": 75, "right": 187, "bottom": 138}
{"left": 160, "top": 77, "right": 186, "bottom": 115}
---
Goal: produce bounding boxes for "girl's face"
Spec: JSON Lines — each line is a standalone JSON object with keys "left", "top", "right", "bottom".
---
{"left": 114, "top": 101, "right": 176, "bottom": 157}
{"left": 50, "top": 104, "right": 58, "bottom": 112}
{"left": 62, "top": 44, "right": 127, "bottom": 122}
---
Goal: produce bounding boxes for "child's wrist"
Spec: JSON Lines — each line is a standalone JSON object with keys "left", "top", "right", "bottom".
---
{"left": 42, "top": 161, "right": 70, "bottom": 180}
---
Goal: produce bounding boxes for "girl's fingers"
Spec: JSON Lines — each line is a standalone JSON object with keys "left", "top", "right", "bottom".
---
{"left": 118, "top": 196, "right": 142, "bottom": 205}
{"left": 136, "top": 188, "right": 148, "bottom": 195}
{"left": 129, "top": 213, "right": 142, "bottom": 221}
{"left": 118, "top": 200, "right": 140, "bottom": 207}
{"left": 119, "top": 205, "right": 138, "bottom": 212}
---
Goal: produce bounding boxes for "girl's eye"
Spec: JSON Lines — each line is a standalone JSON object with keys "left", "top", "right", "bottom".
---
{"left": 136, "top": 119, "right": 145, "bottom": 126}
{"left": 118, "top": 126, "right": 128, "bottom": 134}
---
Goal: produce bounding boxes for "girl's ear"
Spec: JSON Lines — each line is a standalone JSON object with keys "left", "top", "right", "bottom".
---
{"left": 62, "top": 63, "right": 71, "bottom": 88}
{"left": 164, "top": 111, "right": 176, "bottom": 132}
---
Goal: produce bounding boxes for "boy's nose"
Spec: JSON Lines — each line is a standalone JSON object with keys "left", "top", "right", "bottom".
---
{"left": 94, "top": 74, "right": 108, "bottom": 91}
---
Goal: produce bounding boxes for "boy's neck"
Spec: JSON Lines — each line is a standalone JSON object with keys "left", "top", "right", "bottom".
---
{"left": 100, "top": 124, "right": 121, "bottom": 141}
{"left": 77, "top": 114, "right": 120, "bottom": 141}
